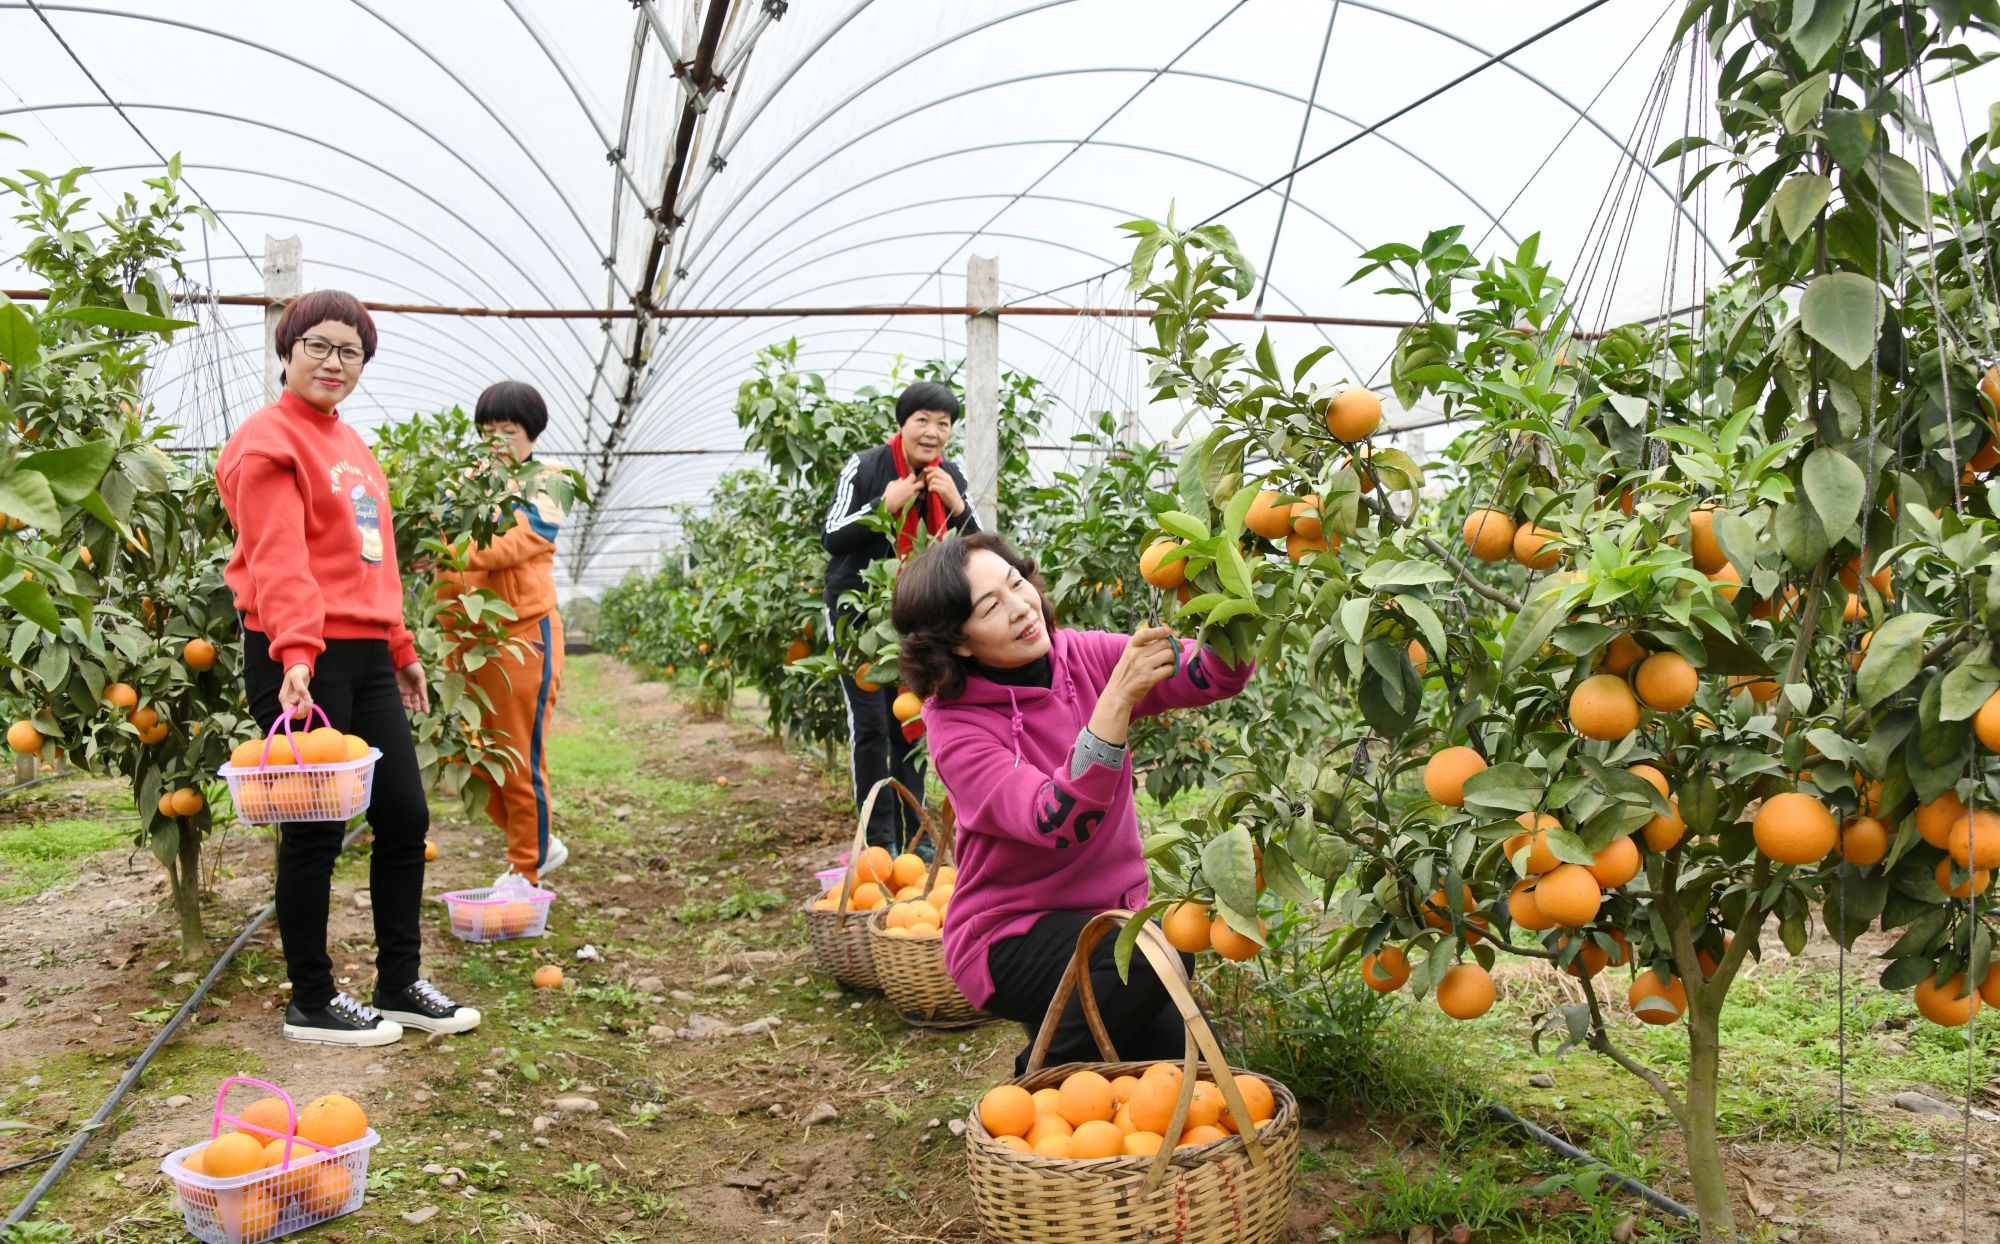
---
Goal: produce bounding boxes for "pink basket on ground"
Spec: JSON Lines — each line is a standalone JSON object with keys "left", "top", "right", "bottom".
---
{"left": 217, "top": 706, "right": 380, "bottom": 826}
{"left": 159, "top": 1076, "right": 380, "bottom": 1243}
{"left": 441, "top": 884, "right": 556, "bottom": 942}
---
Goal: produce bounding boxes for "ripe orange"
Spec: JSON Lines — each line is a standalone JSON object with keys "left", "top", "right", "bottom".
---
{"left": 1509, "top": 815, "right": 1563, "bottom": 874}
{"left": 201, "top": 1131, "right": 268, "bottom": 1178}
{"left": 846, "top": 882, "right": 884, "bottom": 911}
{"left": 1435, "top": 963, "right": 1496, "bottom": 1020}
{"left": 261, "top": 736, "right": 299, "bottom": 766}
{"left": 1461, "top": 508, "right": 1517, "bottom": 562}
{"left": 1568, "top": 674, "right": 1640, "bottom": 740}
{"left": 235, "top": 1096, "right": 294, "bottom": 1139}
{"left": 1407, "top": 638, "right": 1428, "bottom": 675}
{"left": 1032, "top": 1087, "right": 1063, "bottom": 1116}
{"left": 1507, "top": 880, "right": 1555, "bottom": 931}
{"left": 979, "top": 1085, "right": 1036, "bottom": 1138}
{"left": 301, "top": 1162, "right": 353, "bottom": 1216}
{"left": 1914, "top": 973, "right": 1981, "bottom": 1026}
{"left": 1069, "top": 1119, "right": 1124, "bottom": 1158}
{"left": 891, "top": 692, "right": 923, "bottom": 723}
{"left": 1917, "top": 790, "right": 1969, "bottom": 847}
{"left": 6, "top": 720, "right": 41, "bottom": 754}
{"left": 1126, "top": 1074, "right": 1179, "bottom": 1134}
{"left": 1935, "top": 858, "right": 1991, "bottom": 900}
{"left": 1030, "top": 1134, "right": 1073, "bottom": 1159}
{"left": 854, "top": 663, "right": 881, "bottom": 692}
{"left": 1422, "top": 745, "right": 1486, "bottom": 807}
{"left": 1184, "top": 1080, "right": 1224, "bottom": 1129}
{"left": 1643, "top": 798, "right": 1685, "bottom": 851}
{"left": 169, "top": 787, "right": 203, "bottom": 817}
{"left": 1982, "top": 963, "right": 2000, "bottom": 1008}
{"left": 103, "top": 682, "right": 138, "bottom": 710}
{"left": 1686, "top": 508, "right": 1728, "bottom": 573}
{"left": 1587, "top": 835, "right": 1642, "bottom": 889}
{"left": 1534, "top": 864, "right": 1603, "bottom": 927}
{"left": 890, "top": 852, "right": 928, "bottom": 889}
{"left": 1221, "top": 1073, "right": 1275, "bottom": 1132}
{"left": 1025, "top": 1114, "right": 1073, "bottom": 1147}
{"left": 239, "top": 1185, "right": 282, "bottom": 1243}
{"left": 1752, "top": 791, "right": 1837, "bottom": 864}
{"left": 424, "top": 841, "right": 437, "bottom": 863}
{"left": 297, "top": 1093, "right": 368, "bottom": 1149}
{"left": 993, "top": 1135, "right": 1032, "bottom": 1154}
{"left": 533, "top": 965, "right": 563, "bottom": 989}
{"left": 1285, "top": 530, "right": 1335, "bottom": 562}
{"left": 1291, "top": 494, "right": 1323, "bottom": 538}
{"left": 127, "top": 705, "right": 159, "bottom": 732}
{"left": 1511, "top": 524, "right": 1561, "bottom": 570}
{"left": 1325, "top": 387, "right": 1383, "bottom": 441}
{"left": 1122, "top": 1131, "right": 1164, "bottom": 1155}
{"left": 139, "top": 722, "right": 168, "bottom": 745}
{"left": 1161, "top": 901, "right": 1212, "bottom": 953}
{"left": 1950, "top": 809, "right": 2000, "bottom": 869}
{"left": 183, "top": 639, "right": 217, "bottom": 670}
{"left": 1629, "top": 970, "right": 1688, "bottom": 1024}
{"left": 1837, "top": 556, "right": 1893, "bottom": 598}
{"left": 1708, "top": 563, "right": 1743, "bottom": 601}
{"left": 1628, "top": 764, "right": 1671, "bottom": 799}
{"left": 1361, "top": 944, "right": 1410, "bottom": 991}
{"left": 1244, "top": 490, "right": 1296, "bottom": 540}
{"left": 1111, "top": 1075, "right": 1140, "bottom": 1105}
{"left": 1840, "top": 816, "right": 1888, "bottom": 867}
{"left": 1559, "top": 929, "right": 1630, "bottom": 978}
{"left": 299, "top": 727, "right": 347, "bottom": 765}
{"left": 1208, "top": 913, "right": 1262, "bottom": 961}
{"left": 1633, "top": 652, "right": 1697, "bottom": 712}
{"left": 1057, "top": 1071, "right": 1116, "bottom": 1127}
{"left": 1978, "top": 690, "right": 2000, "bottom": 751}
{"left": 1177, "top": 1124, "right": 1231, "bottom": 1149}
{"left": 1727, "top": 675, "right": 1780, "bottom": 703}
{"left": 1599, "top": 633, "right": 1646, "bottom": 675}
{"left": 1140, "top": 540, "right": 1187, "bottom": 590}
{"left": 855, "top": 846, "right": 896, "bottom": 887}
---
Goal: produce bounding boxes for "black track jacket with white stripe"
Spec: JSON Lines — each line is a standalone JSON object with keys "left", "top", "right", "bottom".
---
{"left": 822, "top": 443, "right": 979, "bottom": 612}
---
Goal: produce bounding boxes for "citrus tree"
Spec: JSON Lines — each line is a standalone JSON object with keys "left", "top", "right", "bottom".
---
{"left": 1116, "top": 3, "right": 2000, "bottom": 1235}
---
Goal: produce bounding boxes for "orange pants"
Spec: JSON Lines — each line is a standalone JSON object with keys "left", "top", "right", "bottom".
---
{"left": 471, "top": 614, "right": 563, "bottom": 882}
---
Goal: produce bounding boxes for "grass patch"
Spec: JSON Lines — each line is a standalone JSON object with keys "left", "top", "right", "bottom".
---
{"left": 0, "top": 817, "right": 129, "bottom": 899}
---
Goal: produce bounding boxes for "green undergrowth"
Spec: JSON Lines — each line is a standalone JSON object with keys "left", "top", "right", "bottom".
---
{"left": 0, "top": 816, "right": 129, "bottom": 899}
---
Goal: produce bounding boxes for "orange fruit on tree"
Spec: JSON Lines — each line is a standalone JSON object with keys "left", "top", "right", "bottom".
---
{"left": 1935, "top": 858, "right": 1991, "bottom": 899}
{"left": 1837, "top": 556, "right": 1893, "bottom": 597}
{"left": 1728, "top": 675, "right": 1780, "bottom": 703}
{"left": 1752, "top": 791, "right": 1837, "bottom": 864}
{"left": 854, "top": 663, "right": 881, "bottom": 692}
{"left": 1244, "top": 490, "right": 1296, "bottom": 540}
{"left": 127, "top": 705, "right": 158, "bottom": 731}
{"left": 1707, "top": 563, "right": 1742, "bottom": 601}
{"left": 183, "top": 639, "right": 217, "bottom": 670}
{"left": 1568, "top": 674, "right": 1640, "bottom": 740}
{"left": 1559, "top": 929, "right": 1630, "bottom": 978}
{"left": 1360, "top": 944, "right": 1411, "bottom": 991}
{"left": 1981, "top": 963, "right": 2000, "bottom": 1008}
{"left": 1512, "top": 813, "right": 1563, "bottom": 873}
{"left": 1069, "top": 1119, "right": 1124, "bottom": 1158}
{"left": 1461, "top": 508, "right": 1517, "bottom": 562}
{"left": 1059, "top": 1070, "right": 1116, "bottom": 1127}
{"left": 1139, "top": 540, "right": 1187, "bottom": 589}
{"left": 1291, "top": 494, "right": 1323, "bottom": 538}
{"left": 1948, "top": 809, "right": 2000, "bottom": 869}
{"left": 1599, "top": 632, "right": 1646, "bottom": 675}
{"left": 1209, "top": 913, "right": 1262, "bottom": 961}
{"left": 1507, "top": 880, "right": 1556, "bottom": 932}
{"left": 1840, "top": 816, "right": 1888, "bottom": 867}
{"left": 6, "top": 720, "right": 41, "bottom": 754}
{"left": 1587, "top": 835, "right": 1643, "bottom": 889}
{"left": 1633, "top": 652, "right": 1697, "bottom": 711}
{"left": 891, "top": 691, "right": 923, "bottom": 723}
{"left": 103, "top": 682, "right": 138, "bottom": 710}
{"left": 1422, "top": 745, "right": 1486, "bottom": 807}
{"left": 1629, "top": 969, "right": 1688, "bottom": 1024}
{"left": 1407, "top": 638, "right": 1428, "bottom": 675}
{"left": 200, "top": 1131, "right": 268, "bottom": 1178}
{"left": 169, "top": 787, "right": 203, "bottom": 818}
{"left": 1914, "top": 973, "right": 1980, "bottom": 1026}
{"left": 1917, "top": 790, "right": 1968, "bottom": 847}
{"left": 785, "top": 638, "right": 810, "bottom": 664}
{"left": 979, "top": 1085, "right": 1036, "bottom": 1138}
{"left": 1161, "top": 900, "right": 1212, "bottom": 953}
{"left": 235, "top": 1095, "right": 294, "bottom": 1139}
{"left": 1686, "top": 508, "right": 1728, "bottom": 573}
{"left": 1511, "top": 524, "right": 1561, "bottom": 570}
{"left": 1628, "top": 763, "right": 1671, "bottom": 799}
{"left": 1534, "top": 864, "right": 1603, "bottom": 927}
{"left": 1643, "top": 798, "right": 1685, "bottom": 851}
{"left": 1325, "top": 387, "right": 1383, "bottom": 441}
{"left": 297, "top": 1093, "right": 368, "bottom": 1149}
{"left": 1285, "top": 529, "right": 1335, "bottom": 562}
{"left": 1435, "top": 963, "right": 1496, "bottom": 1019}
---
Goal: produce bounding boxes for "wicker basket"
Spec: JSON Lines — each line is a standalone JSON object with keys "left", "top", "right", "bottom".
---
{"left": 801, "top": 779, "right": 910, "bottom": 991}
{"left": 866, "top": 795, "right": 992, "bottom": 1029}
{"left": 964, "top": 911, "right": 1300, "bottom": 1243}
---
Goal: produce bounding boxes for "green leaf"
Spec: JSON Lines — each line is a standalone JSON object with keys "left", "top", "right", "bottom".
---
{"left": 1780, "top": 73, "right": 1830, "bottom": 133}
{"left": 1460, "top": 763, "right": 1541, "bottom": 817}
{"left": 1358, "top": 559, "right": 1454, "bottom": 591}
{"left": 20, "top": 440, "right": 116, "bottom": 504}
{"left": 1289, "top": 815, "right": 1352, "bottom": 882}
{"left": 1188, "top": 224, "right": 1255, "bottom": 298}
{"left": 0, "top": 302, "right": 36, "bottom": 372}
{"left": 1857, "top": 612, "right": 1942, "bottom": 708}
{"left": 1772, "top": 173, "right": 1832, "bottom": 242}
{"left": 1502, "top": 578, "right": 1574, "bottom": 676}
{"left": 1259, "top": 841, "right": 1319, "bottom": 908}
{"left": 3, "top": 577, "right": 58, "bottom": 633}
{"left": 1800, "top": 272, "right": 1883, "bottom": 371}
{"left": 1220, "top": 481, "right": 1257, "bottom": 540}
{"left": 1803, "top": 446, "right": 1864, "bottom": 540}
{"left": 0, "top": 469, "right": 60, "bottom": 531}
{"left": 1712, "top": 507, "right": 1760, "bottom": 574}
{"left": 1867, "top": 153, "right": 1930, "bottom": 228}
{"left": 50, "top": 306, "right": 196, "bottom": 334}
{"left": 1787, "top": 0, "right": 1851, "bottom": 69}
{"left": 1128, "top": 233, "right": 1167, "bottom": 290}
{"left": 1155, "top": 510, "right": 1210, "bottom": 542}
{"left": 1939, "top": 661, "right": 1999, "bottom": 721}
{"left": 1114, "top": 900, "right": 1167, "bottom": 983}
{"left": 1822, "top": 108, "right": 1877, "bottom": 172}
{"left": 1368, "top": 447, "right": 1424, "bottom": 491}
{"left": 1772, "top": 498, "right": 1830, "bottom": 569}
{"left": 1200, "top": 825, "right": 1261, "bottom": 921}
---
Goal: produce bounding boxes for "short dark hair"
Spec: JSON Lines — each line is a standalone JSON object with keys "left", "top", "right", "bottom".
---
{"left": 895, "top": 380, "right": 960, "bottom": 427}
{"left": 891, "top": 532, "right": 1055, "bottom": 701}
{"left": 274, "top": 290, "right": 378, "bottom": 362}
{"left": 475, "top": 380, "right": 548, "bottom": 441}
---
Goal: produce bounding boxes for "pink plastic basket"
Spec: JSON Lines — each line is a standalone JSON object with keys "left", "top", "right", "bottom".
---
{"left": 441, "top": 884, "right": 556, "bottom": 942}
{"left": 217, "top": 707, "right": 379, "bottom": 826}
{"left": 158, "top": 1076, "right": 379, "bottom": 1243}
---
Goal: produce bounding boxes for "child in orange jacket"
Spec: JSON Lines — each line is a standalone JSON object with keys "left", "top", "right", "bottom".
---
{"left": 447, "top": 381, "right": 567, "bottom": 886}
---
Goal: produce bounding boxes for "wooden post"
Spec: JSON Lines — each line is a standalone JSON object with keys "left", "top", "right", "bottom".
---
{"left": 262, "top": 236, "right": 302, "bottom": 404}
{"left": 963, "top": 256, "right": 1000, "bottom": 533}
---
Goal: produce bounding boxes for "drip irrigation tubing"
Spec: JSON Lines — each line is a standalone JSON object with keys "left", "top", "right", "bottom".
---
{"left": 0, "top": 770, "right": 75, "bottom": 797}
{"left": 1488, "top": 1100, "right": 1747, "bottom": 1238}
{"left": 1, "top": 822, "right": 366, "bottom": 1228}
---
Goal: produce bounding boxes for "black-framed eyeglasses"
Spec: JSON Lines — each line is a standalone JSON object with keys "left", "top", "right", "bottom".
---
{"left": 299, "top": 336, "right": 367, "bottom": 367}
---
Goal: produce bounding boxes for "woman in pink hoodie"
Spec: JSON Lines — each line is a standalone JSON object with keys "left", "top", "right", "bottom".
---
{"left": 891, "top": 533, "right": 1254, "bottom": 1071}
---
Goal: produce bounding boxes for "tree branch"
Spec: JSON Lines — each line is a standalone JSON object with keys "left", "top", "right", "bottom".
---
{"left": 1772, "top": 562, "right": 1830, "bottom": 729}
{"left": 1577, "top": 968, "right": 1688, "bottom": 1123}
{"left": 1415, "top": 532, "right": 1527, "bottom": 612}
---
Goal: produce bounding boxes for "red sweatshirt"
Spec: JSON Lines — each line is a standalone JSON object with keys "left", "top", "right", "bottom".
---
{"left": 216, "top": 390, "right": 418, "bottom": 674}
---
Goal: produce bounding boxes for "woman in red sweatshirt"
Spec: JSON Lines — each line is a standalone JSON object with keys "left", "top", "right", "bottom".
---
{"left": 216, "top": 290, "right": 479, "bottom": 1047}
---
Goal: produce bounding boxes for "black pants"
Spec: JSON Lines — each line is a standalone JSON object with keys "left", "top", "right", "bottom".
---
{"left": 985, "top": 911, "right": 1196, "bottom": 1077}
{"left": 243, "top": 630, "right": 429, "bottom": 1010}
{"left": 829, "top": 606, "right": 924, "bottom": 851}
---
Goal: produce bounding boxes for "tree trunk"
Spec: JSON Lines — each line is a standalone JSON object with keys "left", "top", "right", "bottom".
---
{"left": 171, "top": 815, "right": 206, "bottom": 957}
{"left": 1683, "top": 1000, "right": 1734, "bottom": 1240}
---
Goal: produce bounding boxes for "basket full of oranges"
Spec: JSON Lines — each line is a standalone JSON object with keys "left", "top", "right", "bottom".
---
{"left": 803, "top": 779, "right": 924, "bottom": 991}
{"left": 964, "top": 911, "right": 1298, "bottom": 1243}
{"left": 160, "top": 1076, "right": 379, "bottom": 1244}
{"left": 864, "top": 796, "right": 990, "bottom": 1028}
{"left": 218, "top": 707, "right": 378, "bottom": 826}
{"left": 440, "top": 883, "right": 556, "bottom": 942}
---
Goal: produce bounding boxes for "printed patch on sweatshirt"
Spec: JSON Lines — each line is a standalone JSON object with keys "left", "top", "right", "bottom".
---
{"left": 330, "top": 460, "right": 387, "bottom": 565}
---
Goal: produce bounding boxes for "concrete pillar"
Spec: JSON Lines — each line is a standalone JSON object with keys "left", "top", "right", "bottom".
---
{"left": 262, "top": 236, "right": 302, "bottom": 404}
{"left": 963, "top": 255, "right": 999, "bottom": 533}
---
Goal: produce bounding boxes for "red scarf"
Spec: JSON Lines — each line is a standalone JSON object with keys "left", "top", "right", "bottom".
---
{"left": 889, "top": 432, "right": 949, "bottom": 559}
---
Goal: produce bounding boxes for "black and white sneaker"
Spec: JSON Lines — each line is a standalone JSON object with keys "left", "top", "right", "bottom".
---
{"left": 283, "top": 992, "right": 404, "bottom": 1047}
{"left": 374, "top": 979, "right": 482, "bottom": 1035}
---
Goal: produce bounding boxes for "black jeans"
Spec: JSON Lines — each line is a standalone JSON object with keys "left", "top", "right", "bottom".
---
{"left": 985, "top": 911, "right": 1197, "bottom": 1077}
{"left": 243, "top": 629, "right": 429, "bottom": 1010}
{"left": 829, "top": 606, "right": 924, "bottom": 851}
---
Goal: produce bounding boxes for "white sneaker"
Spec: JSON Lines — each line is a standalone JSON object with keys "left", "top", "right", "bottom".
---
{"left": 492, "top": 865, "right": 536, "bottom": 891}
{"left": 539, "top": 835, "right": 569, "bottom": 877}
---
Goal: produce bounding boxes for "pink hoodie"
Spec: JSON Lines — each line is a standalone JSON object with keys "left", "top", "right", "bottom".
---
{"left": 930, "top": 628, "right": 1255, "bottom": 1007}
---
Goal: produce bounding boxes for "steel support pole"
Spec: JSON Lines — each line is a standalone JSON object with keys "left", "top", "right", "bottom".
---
{"left": 261, "top": 235, "right": 300, "bottom": 403}
{"left": 963, "top": 255, "right": 999, "bottom": 533}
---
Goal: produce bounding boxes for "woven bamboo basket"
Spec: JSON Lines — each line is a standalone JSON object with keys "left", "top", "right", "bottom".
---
{"left": 964, "top": 911, "right": 1299, "bottom": 1243}
{"left": 801, "top": 778, "right": 914, "bottom": 991}
{"left": 866, "top": 794, "right": 992, "bottom": 1029}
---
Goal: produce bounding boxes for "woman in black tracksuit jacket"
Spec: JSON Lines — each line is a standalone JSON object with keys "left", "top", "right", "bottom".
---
{"left": 823, "top": 381, "right": 979, "bottom": 852}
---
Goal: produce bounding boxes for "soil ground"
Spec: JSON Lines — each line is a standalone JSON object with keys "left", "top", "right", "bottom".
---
{"left": 1, "top": 655, "right": 1998, "bottom": 1242}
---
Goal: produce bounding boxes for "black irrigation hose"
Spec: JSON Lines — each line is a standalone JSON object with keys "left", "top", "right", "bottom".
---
{"left": 1489, "top": 1101, "right": 1707, "bottom": 1227}
{"left": 0, "top": 1153, "right": 57, "bottom": 1178}
{"left": 1, "top": 824, "right": 366, "bottom": 1228}
{"left": 0, "top": 771, "right": 78, "bottom": 798}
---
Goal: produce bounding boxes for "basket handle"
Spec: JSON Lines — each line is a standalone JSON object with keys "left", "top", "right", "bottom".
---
{"left": 838, "top": 778, "right": 942, "bottom": 924}
{"left": 257, "top": 702, "right": 334, "bottom": 767}
{"left": 210, "top": 1075, "right": 334, "bottom": 1166}
{"left": 1022, "top": 910, "right": 1272, "bottom": 1190}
